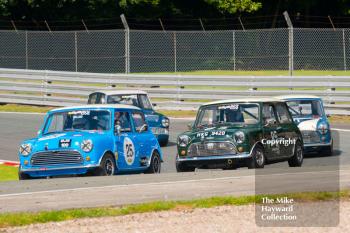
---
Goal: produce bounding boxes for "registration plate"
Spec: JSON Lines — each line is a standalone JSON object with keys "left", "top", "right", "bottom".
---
{"left": 59, "top": 139, "right": 71, "bottom": 148}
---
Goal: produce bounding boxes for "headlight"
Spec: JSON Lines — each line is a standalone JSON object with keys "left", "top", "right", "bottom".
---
{"left": 162, "top": 118, "right": 170, "bottom": 128}
{"left": 19, "top": 144, "right": 32, "bottom": 156}
{"left": 234, "top": 131, "right": 245, "bottom": 144}
{"left": 81, "top": 139, "right": 93, "bottom": 152}
{"left": 318, "top": 123, "right": 329, "bottom": 135}
{"left": 178, "top": 135, "right": 190, "bottom": 147}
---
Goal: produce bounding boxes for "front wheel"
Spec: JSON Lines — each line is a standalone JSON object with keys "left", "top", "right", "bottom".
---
{"left": 18, "top": 170, "right": 32, "bottom": 180}
{"left": 94, "top": 153, "right": 116, "bottom": 176}
{"left": 176, "top": 162, "right": 195, "bottom": 172}
{"left": 247, "top": 145, "right": 265, "bottom": 169}
{"left": 288, "top": 141, "right": 304, "bottom": 167}
{"left": 145, "top": 151, "right": 161, "bottom": 174}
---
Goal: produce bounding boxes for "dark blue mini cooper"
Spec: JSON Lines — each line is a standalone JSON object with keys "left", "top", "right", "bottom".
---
{"left": 18, "top": 105, "right": 163, "bottom": 179}
{"left": 88, "top": 90, "right": 170, "bottom": 146}
{"left": 277, "top": 95, "right": 333, "bottom": 156}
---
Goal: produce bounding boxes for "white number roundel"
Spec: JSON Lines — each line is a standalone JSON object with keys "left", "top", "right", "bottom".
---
{"left": 123, "top": 137, "right": 135, "bottom": 165}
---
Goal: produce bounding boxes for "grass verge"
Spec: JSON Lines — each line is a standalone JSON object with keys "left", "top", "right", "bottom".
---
{"left": 0, "top": 165, "right": 18, "bottom": 182}
{"left": 1, "top": 104, "right": 350, "bottom": 123}
{"left": 0, "top": 190, "right": 348, "bottom": 228}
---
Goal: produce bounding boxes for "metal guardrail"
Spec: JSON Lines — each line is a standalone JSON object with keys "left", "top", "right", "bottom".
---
{"left": 0, "top": 68, "right": 350, "bottom": 115}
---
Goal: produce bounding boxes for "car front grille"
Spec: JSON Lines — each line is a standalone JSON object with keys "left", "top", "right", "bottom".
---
{"left": 151, "top": 127, "right": 168, "bottom": 135}
{"left": 302, "top": 131, "right": 321, "bottom": 144}
{"left": 187, "top": 142, "right": 236, "bottom": 157}
{"left": 31, "top": 150, "right": 84, "bottom": 166}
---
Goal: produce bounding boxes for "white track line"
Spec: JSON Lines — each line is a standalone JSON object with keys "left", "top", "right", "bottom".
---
{"left": 333, "top": 128, "right": 350, "bottom": 132}
{"left": 0, "top": 169, "right": 347, "bottom": 198}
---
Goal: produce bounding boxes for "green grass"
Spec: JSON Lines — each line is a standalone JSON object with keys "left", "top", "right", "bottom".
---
{"left": 0, "top": 104, "right": 53, "bottom": 113}
{"left": 0, "top": 190, "right": 348, "bottom": 228}
{"left": 0, "top": 165, "right": 18, "bottom": 182}
{"left": 146, "top": 70, "right": 350, "bottom": 76}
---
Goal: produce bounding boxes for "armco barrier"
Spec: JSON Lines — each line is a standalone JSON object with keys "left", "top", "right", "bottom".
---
{"left": 0, "top": 68, "right": 349, "bottom": 115}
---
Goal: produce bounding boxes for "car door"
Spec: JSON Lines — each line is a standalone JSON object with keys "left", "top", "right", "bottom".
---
{"left": 262, "top": 103, "right": 282, "bottom": 160}
{"left": 131, "top": 111, "right": 153, "bottom": 165}
{"left": 114, "top": 110, "right": 140, "bottom": 170}
{"left": 275, "top": 102, "right": 295, "bottom": 157}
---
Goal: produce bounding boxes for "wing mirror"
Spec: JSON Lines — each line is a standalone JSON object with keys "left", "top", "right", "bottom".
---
{"left": 187, "top": 123, "right": 193, "bottom": 130}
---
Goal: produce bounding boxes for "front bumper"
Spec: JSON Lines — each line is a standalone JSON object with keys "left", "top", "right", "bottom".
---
{"left": 20, "top": 164, "right": 99, "bottom": 177}
{"left": 176, "top": 152, "right": 251, "bottom": 162}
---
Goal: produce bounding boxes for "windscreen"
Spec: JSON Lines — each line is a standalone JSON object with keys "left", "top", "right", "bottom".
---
{"left": 45, "top": 110, "right": 111, "bottom": 134}
{"left": 196, "top": 103, "right": 259, "bottom": 128}
{"left": 286, "top": 100, "right": 323, "bottom": 118}
{"left": 107, "top": 94, "right": 140, "bottom": 107}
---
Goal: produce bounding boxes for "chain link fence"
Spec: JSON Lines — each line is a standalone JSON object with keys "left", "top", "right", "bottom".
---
{"left": 0, "top": 28, "right": 349, "bottom": 74}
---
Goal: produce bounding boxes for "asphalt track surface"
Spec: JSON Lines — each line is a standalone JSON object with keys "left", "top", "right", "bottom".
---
{"left": 0, "top": 112, "right": 349, "bottom": 213}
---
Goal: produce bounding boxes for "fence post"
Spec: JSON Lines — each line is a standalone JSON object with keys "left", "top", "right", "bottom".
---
{"left": 233, "top": 30, "right": 236, "bottom": 71}
{"left": 283, "top": 11, "right": 294, "bottom": 76}
{"left": 174, "top": 31, "right": 177, "bottom": 73}
{"left": 74, "top": 32, "right": 78, "bottom": 72}
{"left": 343, "top": 29, "right": 347, "bottom": 71}
{"left": 120, "top": 14, "right": 130, "bottom": 74}
{"left": 25, "top": 31, "right": 28, "bottom": 69}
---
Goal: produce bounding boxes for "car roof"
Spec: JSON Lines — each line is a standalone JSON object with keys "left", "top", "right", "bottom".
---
{"left": 202, "top": 97, "right": 284, "bottom": 106}
{"left": 91, "top": 90, "right": 148, "bottom": 95}
{"left": 50, "top": 104, "right": 141, "bottom": 113}
{"left": 276, "top": 94, "right": 321, "bottom": 100}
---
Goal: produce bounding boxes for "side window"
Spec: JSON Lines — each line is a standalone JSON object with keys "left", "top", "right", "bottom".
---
{"left": 262, "top": 104, "right": 277, "bottom": 125}
{"left": 114, "top": 111, "right": 132, "bottom": 132}
{"left": 88, "top": 94, "right": 98, "bottom": 104}
{"left": 276, "top": 103, "right": 292, "bottom": 123}
{"left": 132, "top": 112, "right": 148, "bottom": 133}
{"left": 139, "top": 95, "right": 152, "bottom": 109}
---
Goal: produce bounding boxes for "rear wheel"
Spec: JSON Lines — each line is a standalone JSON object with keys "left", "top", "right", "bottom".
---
{"left": 247, "top": 145, "right": 265, "bottom": 169}
{"left": 176, "top": 162, "right": 195, "bottom": 172}
{"left": 145, "top": 151, "right": 161, "bottom": 174}
{"left": 288, "top": 141, "right": 304, "bottom": 167}
{"left": 94, "top": 153, "right": 116, "bottom": 176}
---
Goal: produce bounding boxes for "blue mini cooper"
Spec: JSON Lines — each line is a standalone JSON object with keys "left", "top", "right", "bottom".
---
{"left": 88, "top": 90, "right": 170, "bottom": 146}
{"left": 277, "top": 95, "right": 333, "bottom": 156}
{"left": 18, "top": 104, "right": 163, "bottom": 180}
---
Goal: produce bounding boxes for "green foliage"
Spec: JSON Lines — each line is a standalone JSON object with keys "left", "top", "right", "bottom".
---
{"left": 0, "top": 165, "right": 18, "bottom": 182}
{"left": 206, "top": 0, "right": 262, "bottom": 14}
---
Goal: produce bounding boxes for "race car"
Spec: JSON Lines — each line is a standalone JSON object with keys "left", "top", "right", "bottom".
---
{"left": 277, "top": 95, "right": 333, "bottom": 156}
{"left": 176, "top": 98, "right": 304, "bottom": 172}
{"left": 18, "top": 104, "right": 163, "bottom": 180}
{"left": 88, "top": 90, "right": 170, "bottom": 146}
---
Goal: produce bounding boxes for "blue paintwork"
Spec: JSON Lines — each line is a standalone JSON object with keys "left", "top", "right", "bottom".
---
{"left": 18, "top": 106, "right": 163, "bottom": 178}
{"left": 142, "top": 109, "right": 169, "bottom": 145}
{"left": 282, "top": 97, "right": 332, "bottom": 152}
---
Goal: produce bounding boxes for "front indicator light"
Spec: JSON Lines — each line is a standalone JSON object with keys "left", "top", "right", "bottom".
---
{"left": 24, "top": 160, "right": 29, "bottom": 165}
{"left": 86, "top": 156, "right": 91, "bottom": 161}
{"left": 238, "top": 147, "right": 244, "bottom": 153}
{"left": 181, "top": 150, "right": 186, "bottom": 156}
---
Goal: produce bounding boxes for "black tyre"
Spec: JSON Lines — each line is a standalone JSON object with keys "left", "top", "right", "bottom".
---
{"left": 159, "top": 139, "right": 169, "bottom": 147}
{"left": 145, "top": 151, "right": 161, "bottom": 174}
{"left": 176, "top": 161, "right": 195, "bottom": 172}
{"left": 288, "top": 141, "right": 304, "bottom": 167}
{"left": 94, "top": 153, "right": 116, "bottom": 176}
{"left": 247, "top": 145, "right": 265, "bottom": 169}
{"left": 321, "top": 141, "right": 333, "bottom": 156}
{"left": 18, "top": 170, "right": 31, "bottom": 180}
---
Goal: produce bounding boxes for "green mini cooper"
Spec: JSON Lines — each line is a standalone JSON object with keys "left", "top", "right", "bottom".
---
{"left": 176, "top": 98, "right": 304, "bottom": 171}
